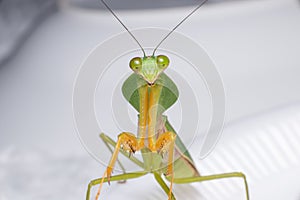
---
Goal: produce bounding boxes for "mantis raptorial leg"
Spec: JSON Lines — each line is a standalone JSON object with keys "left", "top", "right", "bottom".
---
{"left": 95, "top": 132, "right": 142, "bottom": 199}
{"left": 96, "top": 131, "right": 177, "bottom": 198}
{"left": 100, "top": 134, "right": 126, "bottom": 176}
{"left": 99, "top": 133, "right": 144, "bottom": 168}
{"left": 155, "top": 131, "right": 177, "bottom": 199}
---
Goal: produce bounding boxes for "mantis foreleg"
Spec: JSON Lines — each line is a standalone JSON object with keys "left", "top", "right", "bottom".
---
{"left": 156, "top": 131, "right": 177, "bottom": 200}
{"left": 100, "top": 133, "right": 126, "bottom": 175}
{"left": 99, "top": 133, "right": 144, "bottom": 168}
{"left": 95, "top": 132, "right": 139, "bottom": 200}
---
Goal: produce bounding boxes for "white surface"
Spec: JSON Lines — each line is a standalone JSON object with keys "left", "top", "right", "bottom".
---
{"left": 198, "top": 104, "right": 300, "bottom": 200}
{"left": 0, "top": 0, "right": 300, "bottom": 199}
{"left": 1, "top": 102, "right": 300, "bottom": 200}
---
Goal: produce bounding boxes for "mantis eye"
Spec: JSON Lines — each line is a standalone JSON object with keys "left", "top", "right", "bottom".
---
{"left": 156, "top": 55, "right": 169, "bottom": 69}
{"left": 129, "top": 57, "right": 142, "bottom": 71}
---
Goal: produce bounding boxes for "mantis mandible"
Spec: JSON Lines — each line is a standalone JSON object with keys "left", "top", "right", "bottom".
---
{"left": 86, "top": 0, "right": 250, "bottom": 199}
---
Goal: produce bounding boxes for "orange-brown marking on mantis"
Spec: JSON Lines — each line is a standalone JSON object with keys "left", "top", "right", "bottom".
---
{"left": 95, "top": 133, "right": 138, "bottom": 200}
{"left": 148, "top": 85, "right": 162, "bottom": 151}
{"left": 138, "top": 86, "right": 148, "bottom": 149}
{"left": 156, "top": 131, "right": 176, "bottom": 199}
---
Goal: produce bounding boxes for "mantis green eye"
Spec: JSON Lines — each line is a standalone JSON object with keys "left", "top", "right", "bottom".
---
{"left": 156, "top": 55, "right": 169, "bottom": 69}
{"left": 129, "top": 57, "right": 142, "bottom": 71}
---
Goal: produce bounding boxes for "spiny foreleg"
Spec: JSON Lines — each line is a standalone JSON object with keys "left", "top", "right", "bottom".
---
{"left": 95, "top": 132, "right": 139, "bottom": 200}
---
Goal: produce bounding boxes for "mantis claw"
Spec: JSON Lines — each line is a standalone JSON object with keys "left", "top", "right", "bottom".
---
{"left": 107, "top": 167, "right": 113, "bottom": 185}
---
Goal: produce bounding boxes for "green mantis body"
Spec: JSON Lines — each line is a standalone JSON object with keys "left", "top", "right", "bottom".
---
{"left": 86, "top": 56, "right": 249, "bottom": 200}
{"left": 86, "top": 0, "right": 250, "bottom": 199}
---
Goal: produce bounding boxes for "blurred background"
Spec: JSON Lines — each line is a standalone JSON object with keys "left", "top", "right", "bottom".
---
{"left": 1, "top": 0, "right": 300, "bottom": 199}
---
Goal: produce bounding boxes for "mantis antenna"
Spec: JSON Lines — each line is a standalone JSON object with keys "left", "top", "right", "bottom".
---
{"left": 100, "top": 0, "right": 146, "bottom": 57}
{"left": 152, "top": 0, "right": 209, "bottom": 56}
{"left": 100, "top": 0, "right": 209, "bottom": 57}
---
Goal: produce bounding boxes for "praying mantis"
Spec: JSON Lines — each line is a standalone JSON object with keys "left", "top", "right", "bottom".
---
{"left": 86, "top": 0, "right": 250, "bottom": 199}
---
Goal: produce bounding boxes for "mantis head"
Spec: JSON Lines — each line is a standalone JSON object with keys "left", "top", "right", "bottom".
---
{"left": 129, "top": 55, "right": 170, "bottom": 85}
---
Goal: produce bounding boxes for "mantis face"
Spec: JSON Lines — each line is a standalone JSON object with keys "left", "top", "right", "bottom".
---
{"left": 129, "top": 55, "right": 170, "bottom": 85}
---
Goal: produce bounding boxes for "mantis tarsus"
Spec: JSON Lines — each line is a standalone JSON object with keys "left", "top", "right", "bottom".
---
{"left": 86, "top": 0, "right": 250, "bottom": 199}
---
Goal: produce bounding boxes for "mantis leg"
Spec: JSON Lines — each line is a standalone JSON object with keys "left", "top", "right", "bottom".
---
{"left": 95, "top": 132, "right": 139, "bottom": 200}
{"left": 155, "top": 131, "right": 177, "bottom": 200}
{"left": 99, "top": 133, "right": 144, "bottom": 169}
{"left": 173, "top": 172, "right": 250, "bottom": 200}
{"left": 86, "top": 171, "right": 148, "bottom": 200}
{"left": 154, "top": 172, "right": 176, "bottom": 200}
{"left": 100, "top": 133, "right": 126, "bottom": 176}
